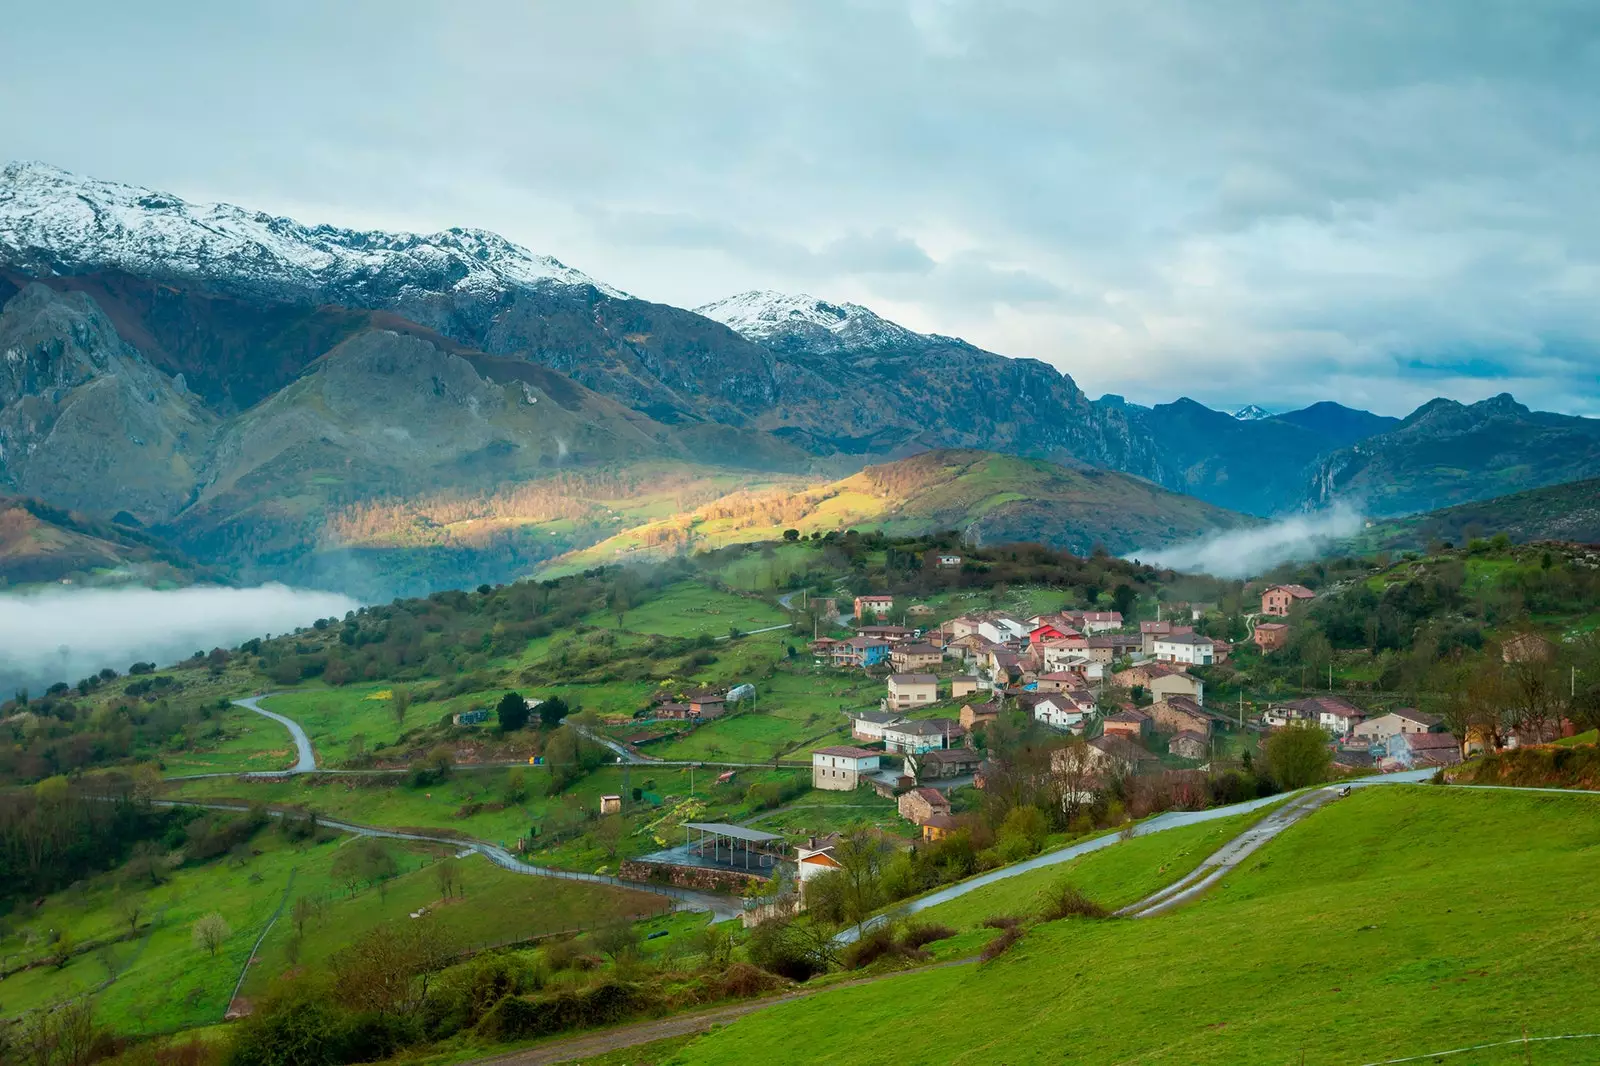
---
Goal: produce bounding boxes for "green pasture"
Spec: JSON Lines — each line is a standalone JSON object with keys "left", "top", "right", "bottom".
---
{"left": 678, "top": 786, "right": 1600, "bottom": 1065}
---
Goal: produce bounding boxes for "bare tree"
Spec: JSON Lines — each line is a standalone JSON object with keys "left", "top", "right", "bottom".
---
{"left": 594, "top": 814, "right": 624, "bottom": 859}
{"left": 192, "top": 913, "right": 231, "bottom": 958}
{"left": 433, "top": 857, "right": 462, "bottom": 900}
{"left": 113, "top": 891, "right": 142, "bottom": 935}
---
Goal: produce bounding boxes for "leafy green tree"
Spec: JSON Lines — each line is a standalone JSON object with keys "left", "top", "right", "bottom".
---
{"left": 1264, "top": 722, "right": 1331, "bottom": 790}
{"left": 538, "top": 696, "right": 571, "bottom": 729}
{"left": 497, "top": 691, "right": 529, "bottom": 732}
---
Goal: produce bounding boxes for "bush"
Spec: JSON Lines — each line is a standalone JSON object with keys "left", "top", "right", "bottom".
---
{"left": 981, "top": 915, "right": 1021, "bottom": 931}
{"left": 476, "top": 982, "right": 649, "bottom": 1041}
{"left": 709, "top": 961, "right": 785, "bottom": 1000}
{"left": 979, "top": 926, "right": 1023, "bottom": 962}
{"left": 899, "top": 923, "right": 957, "bottom": 950}
{"left": 1038, "top": 882, "right": 1109, "bottom": 922}
{"left": 840, "top": 924, "right": 898, "bottom": 971}
{"left": 226, "top": 979, "right": 348, "bottom": 1066}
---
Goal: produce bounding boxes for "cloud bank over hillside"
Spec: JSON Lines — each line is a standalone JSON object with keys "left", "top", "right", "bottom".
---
{"left": 1135, "top": 506, "right": 1363, "bottom": 578}
{"left": 0, "top": 584, "right": 359, "bottom": 695}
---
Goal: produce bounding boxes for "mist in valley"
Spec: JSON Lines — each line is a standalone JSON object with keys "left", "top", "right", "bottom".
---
{"left": 0, "top": 584, "right": 360, "bottom": 697}
{"left": 1134, "top": 505, "right": 1364, "bottom": 578}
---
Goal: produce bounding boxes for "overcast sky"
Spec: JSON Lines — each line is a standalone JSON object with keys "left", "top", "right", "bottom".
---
{"left": 4, "top": 1, "right": 1598, "bottom": 416}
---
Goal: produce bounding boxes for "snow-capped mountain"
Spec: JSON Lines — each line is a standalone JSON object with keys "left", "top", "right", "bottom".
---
{"left": 696, "top": 290, "right": 924, "bottom": 354}
{"left": 0, "top": 161, "right": 627, "bottom": 302}
{"left": 1233, "top": 404, "right": 1272, "bottom": 421}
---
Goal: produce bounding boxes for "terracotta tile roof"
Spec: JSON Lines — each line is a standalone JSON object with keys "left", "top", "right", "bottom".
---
{"left": 814, "top": 745, "right": 880, "bottom": 759}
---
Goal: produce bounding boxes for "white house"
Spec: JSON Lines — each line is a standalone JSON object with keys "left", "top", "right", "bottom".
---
{"left": 1318, "top": 705, "right": 1367, "bottom": 736}
{"left": 1152, "top": 631, "right": 1215, "bottom": 666}
{"left": 882, "top": 718, "right": 964, "bottom": 754}
{"left": 1029, "top": 695, "right": 1087, "bottom": 733}
{"left": 796, "top": 843, "right": 844, "bottom": 882}
{"left": 811, "top": 746, "right": 882, "bottom": 791}
{"left": 1077, "top": 611, "right": 1124, "bottom": 634}
{"left": 847, "top": 710, "right": 906, "bottom": 742}
{"left": 977, "top": 617, "right": 1030, "bottom": 645}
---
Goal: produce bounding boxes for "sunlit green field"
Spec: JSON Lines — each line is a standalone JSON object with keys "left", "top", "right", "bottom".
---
{"left": 678, "top": 787, "right": 1600, "bottom": 1066}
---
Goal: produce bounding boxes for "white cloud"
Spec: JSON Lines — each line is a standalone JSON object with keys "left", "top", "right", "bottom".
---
{"left": 0, "top": 585, "right": 358, "bottom": 694}
{"left": 1134, "top": 506, "right": 1365, "bottom": 578}
{"left": 0, "top": 2, "right": 1597, "bottom": 415}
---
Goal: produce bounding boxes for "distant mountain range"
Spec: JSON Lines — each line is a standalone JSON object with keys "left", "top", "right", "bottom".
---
{"left": 2, "top": 161, "right": 1596, "bottom": 593}
{"left": 1357, "top": 475, "right": 1600, "bottom": 551}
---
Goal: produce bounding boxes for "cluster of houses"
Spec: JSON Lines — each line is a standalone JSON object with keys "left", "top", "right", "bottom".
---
{"left": 805, "top": 601, "right": 1235, "bottom": 840}
{"left": 1260, "top": 696, "right": 1460, "bottom": 770}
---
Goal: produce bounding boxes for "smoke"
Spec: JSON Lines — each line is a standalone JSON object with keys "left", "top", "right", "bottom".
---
{"left": 0, "top": 584, "right": 360, "bottom": 696}
{"left": 1134, "top": 505, "right": 1364, "bottom": 578}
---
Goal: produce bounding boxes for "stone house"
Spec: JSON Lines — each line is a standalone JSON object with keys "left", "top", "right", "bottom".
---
{"left": 1169, "top": 730, "right": 1209, "bottom": 759}
{"left": 1149, "top": 695, "right": 1210, "bottom": 736}
{"left": 1102, "top": 707, "right": 1152, "bottom": 738}
{"left": 898, "top": 786, "right": 951, "bottom": 825}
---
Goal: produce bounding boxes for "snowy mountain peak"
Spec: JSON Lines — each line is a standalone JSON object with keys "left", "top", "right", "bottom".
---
{"left": 695, "top": 290, "right": 920, "bottom": 353}
{"left": 1233, "top": 404, "right": 1272, "bottom": 421}
{"left": 0, "top": 161, "right": 628, "bottom": 301}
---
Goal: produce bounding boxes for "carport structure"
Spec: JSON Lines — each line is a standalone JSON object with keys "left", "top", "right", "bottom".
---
{"left": 682, "top": 821, "right": 785, "bottom": 871}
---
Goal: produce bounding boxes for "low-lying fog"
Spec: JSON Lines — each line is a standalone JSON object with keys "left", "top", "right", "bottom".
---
{"left": 1135, "top": 506, "right": 1363, "bottom": 578}
{"left": 0, "top": 584, "right": 360, "bottom": 697}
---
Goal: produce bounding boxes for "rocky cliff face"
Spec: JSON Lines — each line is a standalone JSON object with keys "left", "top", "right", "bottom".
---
{"left": 1308, "top": 394, "right": 1600, "bottom": 516}
{"left": 0, "top": 284, "right": 215, "bottom": 521}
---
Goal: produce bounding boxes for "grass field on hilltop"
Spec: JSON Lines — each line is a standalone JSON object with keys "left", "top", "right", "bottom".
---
{"left": 588, "top": 582, "right": 788, "bottom": 639}
{"left": 675, "top": 786, "right": 1600, "bottom": 1066}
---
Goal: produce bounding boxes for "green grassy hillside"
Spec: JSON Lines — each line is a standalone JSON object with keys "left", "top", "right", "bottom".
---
{"left": 1357, "top": 476, "right": 1600, "bottom": 551}
{"left": 0, "top": 494, "right": 200, "bottom": 587}
{"left": 676, "top": 786, "right": 1600, "bottom": 1065}
{"left": 546, "top": 449, "right": 1252, "bottom": 574}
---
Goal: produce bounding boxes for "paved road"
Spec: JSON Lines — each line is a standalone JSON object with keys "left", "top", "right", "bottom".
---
{"left": 160, "top": 798, "right": 743, "bottom": 922}
{"left": 836, "top": 768, "right": 1437, "bottom": 943}
{"left": 232, "top": 695, "right": 316, "bottom": 773}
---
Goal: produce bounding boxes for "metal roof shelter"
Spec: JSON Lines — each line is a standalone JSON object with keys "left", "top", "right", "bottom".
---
{"left": 682, "top": 822, "right": 784, "bottom": 870}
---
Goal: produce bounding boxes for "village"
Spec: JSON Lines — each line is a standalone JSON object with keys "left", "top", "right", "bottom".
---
{"left": 608, "top": 564, "right": 1576, "bottom": 905}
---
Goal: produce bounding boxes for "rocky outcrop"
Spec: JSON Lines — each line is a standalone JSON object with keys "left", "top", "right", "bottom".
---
{"left": 0, "top": 284, "right": 215, "bottom": 522}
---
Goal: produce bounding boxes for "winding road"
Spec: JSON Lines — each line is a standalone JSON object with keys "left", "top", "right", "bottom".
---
{"left": 232, "top": 695, "right": 317, "bottom": 773}
{"left": 161, "top": 798, "right": 742, "bottom": 922}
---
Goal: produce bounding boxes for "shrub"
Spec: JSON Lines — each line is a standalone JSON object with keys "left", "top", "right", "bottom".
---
{"left": 981, "top": 915, "right": 1021, "bottom": 931}
{"left": 1038, "top": 882, "right": 1109, "bottom": 922}
{"left": 475, "top": 982, "right": 649, "bottom": 1041}
{"left": 899, "top": 923, "right": 957, "bottom": 950}
{"left": 980, "top": 926, "right": 1023, "bottom": 962}
{"left": 710, "top": 961, "right": 785, "bottom": 1000}
{"left": 840, "top": 924, "right": 898, "bottom": 971}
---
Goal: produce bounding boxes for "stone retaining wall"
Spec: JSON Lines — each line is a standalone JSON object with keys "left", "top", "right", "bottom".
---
{"left": 619, "top": 859, "right": 768, "bottom": 893}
